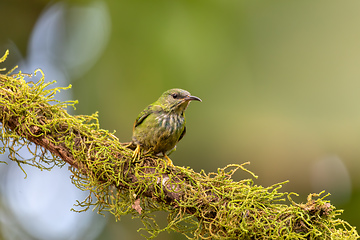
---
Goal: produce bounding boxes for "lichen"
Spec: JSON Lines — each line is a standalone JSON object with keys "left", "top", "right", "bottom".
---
{"left": 0, "top": 50, "right": 358, "bottom": 239}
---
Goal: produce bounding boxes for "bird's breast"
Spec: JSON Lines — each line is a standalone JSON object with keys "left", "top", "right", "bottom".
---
{"left": 155, "top": 113, "right": 185, "bottom": 134}
{"left": 132, "top": 112, "right": 185, "bottom": 154}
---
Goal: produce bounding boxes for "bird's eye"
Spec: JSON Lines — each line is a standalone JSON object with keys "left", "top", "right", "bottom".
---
{"left": 171, "top": 93, "right": 178, "bottom": 99}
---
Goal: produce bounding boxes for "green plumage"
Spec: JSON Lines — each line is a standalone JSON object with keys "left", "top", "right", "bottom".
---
{"left": 132, "top": 89, "right": 201, "bottom": 162}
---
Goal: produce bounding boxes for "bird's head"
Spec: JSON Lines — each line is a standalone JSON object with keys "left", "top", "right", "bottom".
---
{"left": 157, "top": 88, "right": 202, "bottom": 113}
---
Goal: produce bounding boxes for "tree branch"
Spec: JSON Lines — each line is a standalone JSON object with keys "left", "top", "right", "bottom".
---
{"left": 0, "top": 52, "right": 358, "bottom": 239}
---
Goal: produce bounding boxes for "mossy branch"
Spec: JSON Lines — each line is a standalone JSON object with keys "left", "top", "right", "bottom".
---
{"left": 0, "top": 51, "right": 358, "bottom": 239}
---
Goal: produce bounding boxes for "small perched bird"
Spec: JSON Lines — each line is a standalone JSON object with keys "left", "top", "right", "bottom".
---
{"left": 131, "top": 88, "right": 202, "bottom": 166}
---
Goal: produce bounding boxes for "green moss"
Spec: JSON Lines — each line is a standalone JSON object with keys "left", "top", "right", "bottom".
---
{"left": 0, "top": 51, "right": 358, "bottom": 239}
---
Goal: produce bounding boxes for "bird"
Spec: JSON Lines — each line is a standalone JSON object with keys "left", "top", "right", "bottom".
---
{"left": 131, "top": 88, "right": 202, "bottom": 166}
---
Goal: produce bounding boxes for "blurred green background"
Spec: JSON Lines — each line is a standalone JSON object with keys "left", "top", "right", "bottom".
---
{"left": 1, "top": 0, "right": 360, "bottom": 239}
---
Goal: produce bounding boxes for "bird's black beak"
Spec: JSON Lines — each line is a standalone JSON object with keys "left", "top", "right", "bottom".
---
{"left": 186, "top": 95, "right": 202, "bottom": 102}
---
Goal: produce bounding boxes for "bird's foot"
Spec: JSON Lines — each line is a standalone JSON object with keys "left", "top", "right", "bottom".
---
{"left": 163, "top": 154, "right": 174, "bottom": 167}
{"left": 132, "top": 145, "right": 141, "bottom": 162}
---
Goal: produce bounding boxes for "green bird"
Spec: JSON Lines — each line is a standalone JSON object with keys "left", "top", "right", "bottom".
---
{"left": 131, "top": 88, "right": 202, "bottom": 166}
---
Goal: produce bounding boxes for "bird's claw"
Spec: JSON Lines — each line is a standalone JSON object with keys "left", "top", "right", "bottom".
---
{"left": 132, "top": 145, "right": 141, "bottom": 162}
{"left": 163, "top": 154, "right": 174, "bottom": 167}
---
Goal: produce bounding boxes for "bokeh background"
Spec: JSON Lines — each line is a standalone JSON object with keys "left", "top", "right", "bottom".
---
{"left": 1, "top": 0, "right": 360, "bottom": 239}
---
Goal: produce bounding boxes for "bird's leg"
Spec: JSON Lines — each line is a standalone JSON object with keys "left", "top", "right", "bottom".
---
{"left": 163, "top": 153, "right": 174, "bottom": 167}
{"left": 132, "top": 144, "right": 141, "bottom": 162}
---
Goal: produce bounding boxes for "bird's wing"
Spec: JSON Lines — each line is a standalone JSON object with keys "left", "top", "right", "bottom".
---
{"left": 178, "top": 126, "right": 186, "bottom": 142}
{"left": 133, "top": 105, "right": 152, "bottom": 130}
